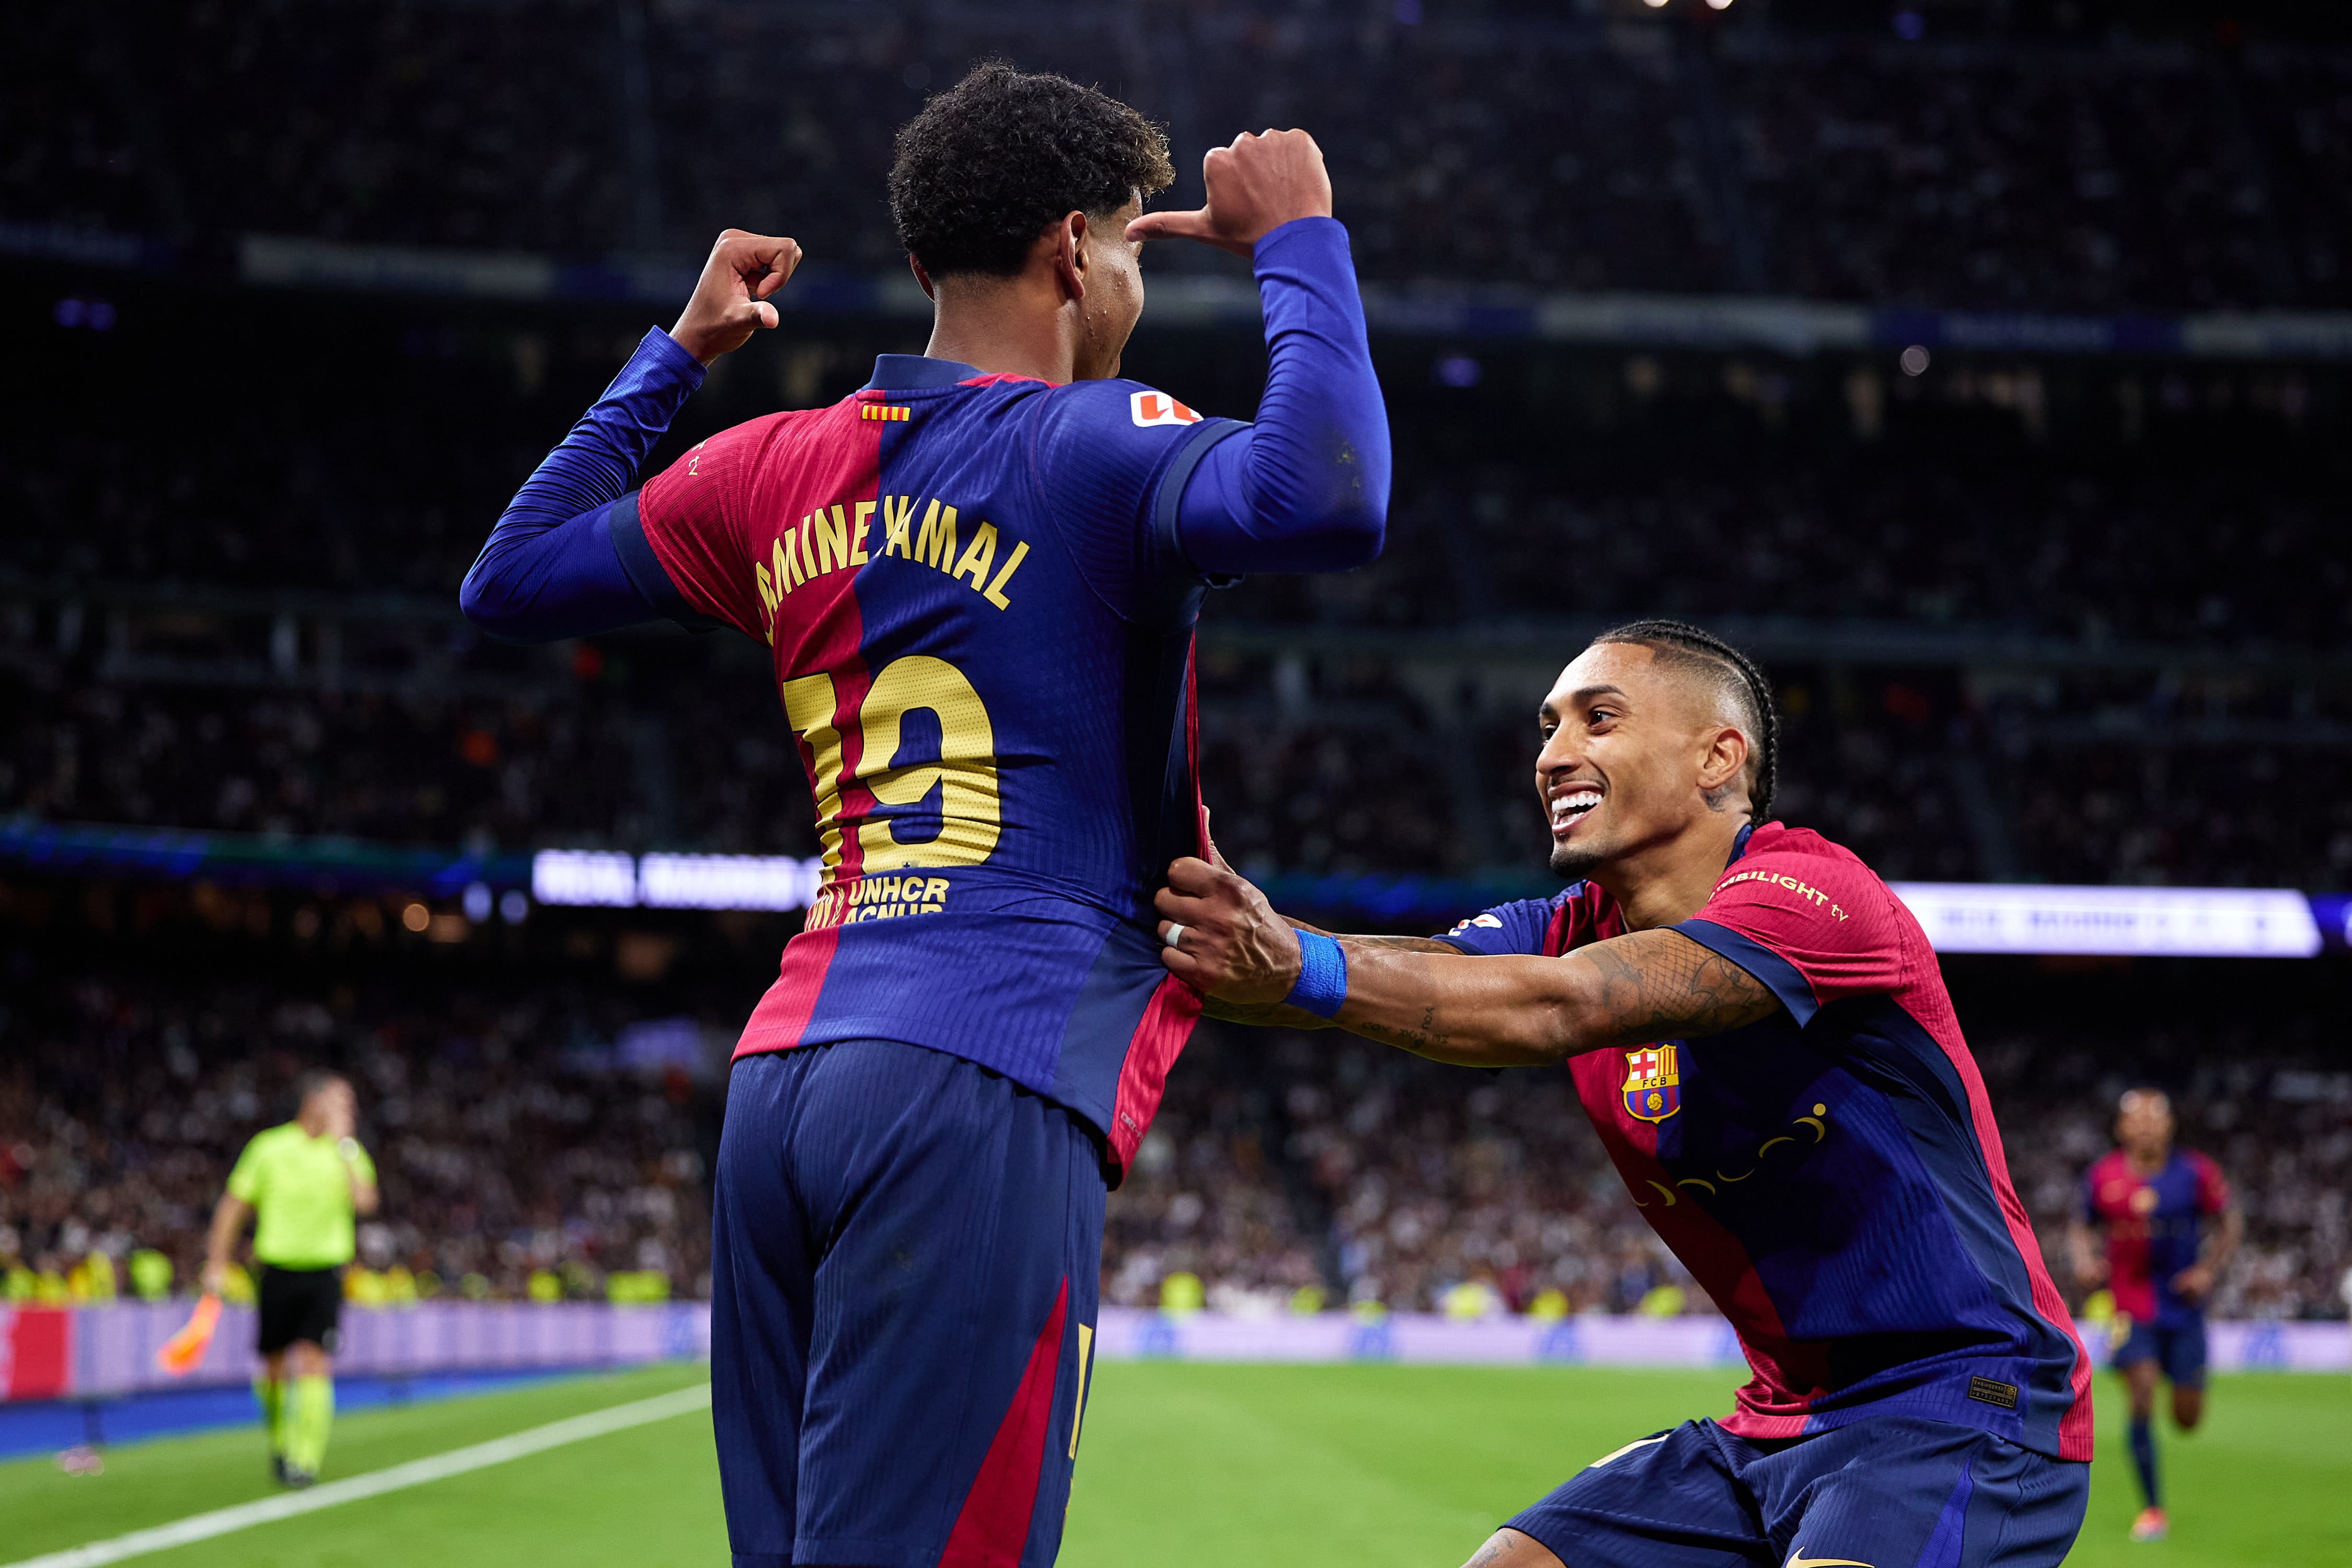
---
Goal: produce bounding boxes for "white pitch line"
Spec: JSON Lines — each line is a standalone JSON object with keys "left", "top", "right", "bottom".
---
{"left": 7, "top": 1381, "right": 712, "bottom": 1568}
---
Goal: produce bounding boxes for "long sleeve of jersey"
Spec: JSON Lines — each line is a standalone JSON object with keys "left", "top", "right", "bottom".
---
{"left": 1171, "top": 216, "right": 1389, "bottom": 575}
{"left": 467, "top": 219, "right": 1387, "bottom": 640}
{"left": 458, "top": 328, "right": 707, "bottom": 641}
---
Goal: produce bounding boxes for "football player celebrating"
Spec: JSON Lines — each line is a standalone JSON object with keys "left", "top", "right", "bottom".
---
{"left": 2069, "top": 1088, "right": 2241, "bottom": 1543}
{"left": 461, "top": 65, "right": 1387, "bottom": 1568}
{"left": 1155, "top": 620, "right": 2092, "bottom": 1568}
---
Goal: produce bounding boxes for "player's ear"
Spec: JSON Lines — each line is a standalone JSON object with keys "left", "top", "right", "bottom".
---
{"left": 1699, "top": 723, "right": 1749, "bottom": 800}
{"left": 1054, "top": 211, "right": 1088, "bottom": 303}
{"left": 908, "top": 253, "right": 935, "bottom": 302}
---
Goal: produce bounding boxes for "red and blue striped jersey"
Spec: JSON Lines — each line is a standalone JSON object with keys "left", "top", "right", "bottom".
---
{"left": 2083, "top": 1147, "right": 2228, "bottom": 1327}
{"left": 1439, "top": 822, "right": 2094, "bottom": 1460}
{"left": 631, "top": 358, "right": 1246, "bottom": 1175}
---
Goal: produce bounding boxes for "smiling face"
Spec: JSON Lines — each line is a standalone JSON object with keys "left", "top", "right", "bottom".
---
{"left": 1535, "top": 641, "right": 1756, "bottom": 882}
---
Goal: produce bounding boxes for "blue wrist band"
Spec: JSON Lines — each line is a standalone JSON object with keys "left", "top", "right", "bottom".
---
{"left": 1283, "top": 931, "right": 1349, "bottom": 1019}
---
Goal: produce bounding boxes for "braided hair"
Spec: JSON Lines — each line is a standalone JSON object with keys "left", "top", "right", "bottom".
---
{"left": 1589, "top": 619, "right": 1780, "bottom": 823}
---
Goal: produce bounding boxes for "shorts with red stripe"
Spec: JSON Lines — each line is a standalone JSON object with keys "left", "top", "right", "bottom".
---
{"left": 711, "top": 1039, "right": 1105, "bottom": 1568}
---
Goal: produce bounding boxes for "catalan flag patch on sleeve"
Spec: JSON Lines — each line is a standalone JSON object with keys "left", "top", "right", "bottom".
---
{"left": 861, "top": 403, "right": 912, "bottom": 422}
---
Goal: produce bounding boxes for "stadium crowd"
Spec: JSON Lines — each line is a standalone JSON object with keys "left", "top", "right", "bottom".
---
{"left": 11, "top": 4, "right": 2352, "bottom": 312}
{"left": 8, "top": 304, "right": 2347, "bottom": 892}
{"left": 1105, "top": 1018, "right": 2352, "bottom": 1324}
{"left": 10, "top": 644, "right": 2346, "bottom": 891}
{"left": 5, "top": 0, "right": 2348, "bottom": 1378}
{"left": 0, "top": 666, "right": 818, "bottom": 858}
{"left": 12, "top": 394, "right": 2347, "bottom": 650}
{"left": 0, "top": 959, "right": 721, "bottom": 1307}
{"left": 8, "top": 959, "right": 2342, "bottom": 1325}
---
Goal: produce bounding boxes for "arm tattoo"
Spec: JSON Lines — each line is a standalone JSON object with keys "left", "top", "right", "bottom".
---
{"left": 1462, "top": 1532, "right": 1527, "bottom": 1568}
{"left": 1346, "top": 1003, "right": 1455, "bottom": 1062}
{"left": 1577, "top": 930, "right": 1778, "bottom": 1051}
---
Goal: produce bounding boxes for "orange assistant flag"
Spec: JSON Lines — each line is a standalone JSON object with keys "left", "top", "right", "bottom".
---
{"left": 155, "top": 1293, "right": 222, "bottom": 1377}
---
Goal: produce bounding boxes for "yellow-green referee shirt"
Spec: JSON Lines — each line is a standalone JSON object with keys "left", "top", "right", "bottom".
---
{"left": 226, "top": 1123, "right": 376, "bottom": 1270}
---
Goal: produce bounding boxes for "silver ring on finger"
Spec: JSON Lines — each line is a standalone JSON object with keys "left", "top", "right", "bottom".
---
{"left": 1162, "top": 923, "right": 1186, "bottom": 951}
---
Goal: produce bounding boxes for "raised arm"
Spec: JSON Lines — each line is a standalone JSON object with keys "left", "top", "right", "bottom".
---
{"left": 1128, "top": 132, "right": 1388, "bottom": 575}
{"left": 458, "top": 230, "right": 799, "bottom": 642}
{"left": 1156, "top": 856, "right": 1779, "bottom": 1067}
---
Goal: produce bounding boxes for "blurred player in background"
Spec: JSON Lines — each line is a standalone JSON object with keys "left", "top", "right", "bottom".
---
{"left": 201, "top": 1070, "right": 378, "bottom": 1488}
{"left": 2069, "top": 1087, "right": 2241, "bottom": 1543}
{"left": 1155, "top": 620, "right": 2091, "bottom": 1568}
{"left": 461, "top": 64, "right": 1387, "bottom": 1567}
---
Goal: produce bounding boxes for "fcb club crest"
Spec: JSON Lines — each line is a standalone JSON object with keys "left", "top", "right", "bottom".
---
{"left": 1622, "top": 1045, "right": 1682, "bottom": 1123}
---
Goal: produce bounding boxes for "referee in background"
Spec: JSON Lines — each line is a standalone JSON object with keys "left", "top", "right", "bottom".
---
{"left": 203, "top": 1069, "right": 378, "bottom": 1487}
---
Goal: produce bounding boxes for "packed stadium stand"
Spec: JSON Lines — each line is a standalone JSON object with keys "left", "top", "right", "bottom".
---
{"left": 1105, "top": 986, "right": 2352, "bottom": 1323}
{"left": 3, "top": 2, "right": 2351, "bottom": 310}
{"left": 6, "top": 947, "right": 2345, "bottom": 1323}
{"left": 4, "top": 1, "right": 2348, "bottom": 1334}
{"left": 1, "top": 952, "right": 725, "bottom": 1306}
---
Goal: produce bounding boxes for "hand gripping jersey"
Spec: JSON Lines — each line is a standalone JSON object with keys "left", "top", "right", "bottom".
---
{"left": 1440, "top": 822, "right": 2094, "bottom": 1460}
{"left": 629, "top": 358, "right": 1244, "bottom": 1175}
{"left": 2083, "top": 1147, "right": 2229, "bottom": 1328}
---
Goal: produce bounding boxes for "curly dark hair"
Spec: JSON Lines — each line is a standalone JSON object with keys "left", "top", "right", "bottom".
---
{"left": 889, "top": 62, "right": 1174, "bottom": 279}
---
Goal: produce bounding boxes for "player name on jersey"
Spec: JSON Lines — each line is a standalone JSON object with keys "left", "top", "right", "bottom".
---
{"left": 753, "top": 494, "right": 1031, "bottom": 636}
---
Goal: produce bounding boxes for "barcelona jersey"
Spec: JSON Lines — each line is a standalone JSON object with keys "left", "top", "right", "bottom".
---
{"left": 1440, "top": 822, "right": 2094, "bottom": 1461}
{"left": 627, "top": 357, "right": 1246, "bottom": 1175}
{"left": 2083, "top": 1147, "right": 2228, "bottom": 1328}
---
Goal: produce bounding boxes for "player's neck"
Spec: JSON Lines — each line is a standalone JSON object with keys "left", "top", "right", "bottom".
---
{"left": 2126, "top": 1144, "right": 2170, "bottom": 1175}
{"left": 1594, "top": 814, "right": 1749, "bottom": 933}
{"left": 923, "top": 273, "right": 1088, "bottom": 386}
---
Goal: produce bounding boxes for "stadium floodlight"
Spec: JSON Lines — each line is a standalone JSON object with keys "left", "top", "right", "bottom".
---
{"left": 1642, "top": 0, "right": 1669, "bottom": 8}
{"left": 1705, "top": 0, "right": 1734, "bottom": 9}
{"left": 1889, "top": 883, "right": 2323, "bottom": 959}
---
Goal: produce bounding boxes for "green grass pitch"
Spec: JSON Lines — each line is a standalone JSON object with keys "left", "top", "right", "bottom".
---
{"left": 3, "top": 1361, "right": 2345, "bottom": 1566}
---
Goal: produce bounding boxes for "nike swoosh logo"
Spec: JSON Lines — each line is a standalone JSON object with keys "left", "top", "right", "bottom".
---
{"left": 1786, "top": 1557, "right": 1875, "bottom": 1568}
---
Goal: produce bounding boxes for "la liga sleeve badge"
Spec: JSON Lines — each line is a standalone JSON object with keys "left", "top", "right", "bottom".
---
{"left": 1622, "top": 1045, "right": 1682, "bottom": 1123}
{"left": 1130, "top": 390, "right": 1201, "bottom": 427}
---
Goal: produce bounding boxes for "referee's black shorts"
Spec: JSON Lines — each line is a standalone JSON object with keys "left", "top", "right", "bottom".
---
{"left": 255, "top": 1264, "right": 344, "bottom": 1356}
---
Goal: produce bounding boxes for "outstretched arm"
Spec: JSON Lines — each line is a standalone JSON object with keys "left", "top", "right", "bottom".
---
{"left": 1198, "top": 932, "right": 1466, "bottom": 1030}
{"left": 1156, "top": 856, "right": 1779, "bottom": 1066}
{"left": 459, "top": 230, "right": 799, "bottom": 642}
{"left": 1129, "top": 132, "right": 1388, "bottom": 575}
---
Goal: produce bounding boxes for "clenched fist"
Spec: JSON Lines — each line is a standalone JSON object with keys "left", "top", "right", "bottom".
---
{"left": 670, "top": 229, "right": 802, "bottom": 365}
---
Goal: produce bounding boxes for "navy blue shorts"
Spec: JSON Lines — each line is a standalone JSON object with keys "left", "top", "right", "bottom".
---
{"left": 1506, "top": 1415, "right": 2088, "bottom": 1568}
{"left": 2111, "top": 1318, "right": 2208, "bottom": 1390}
{"left": 710, "top": 1041, "right": 1105, "bottom": 1568}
